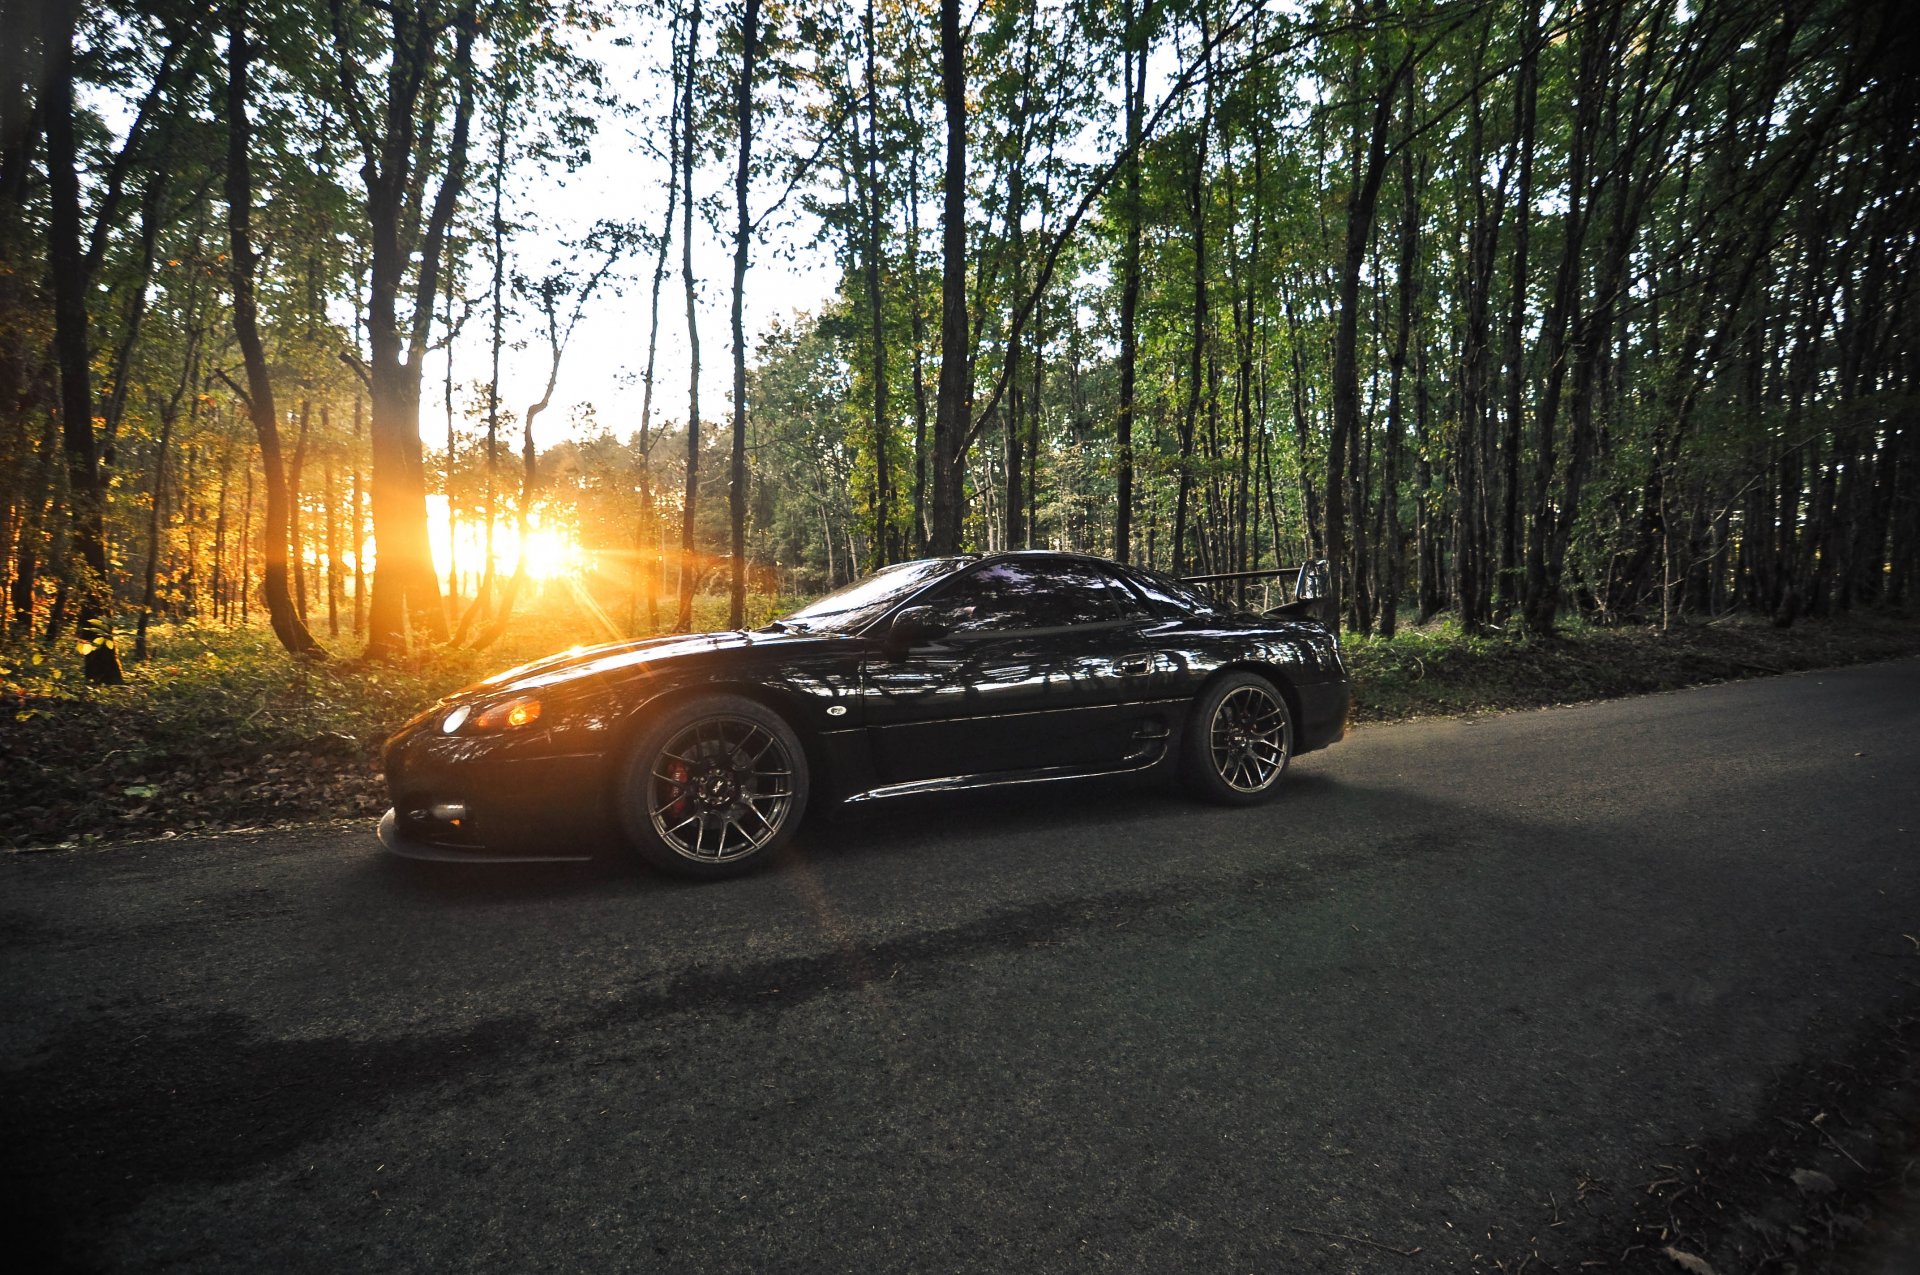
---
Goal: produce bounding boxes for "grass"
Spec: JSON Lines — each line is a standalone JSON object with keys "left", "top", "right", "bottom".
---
{"left": 1342, "top": 610, "right": 1920, "bottom": 723}
{"left": 3, "top": 595, "right": 1916, "bottom": 851}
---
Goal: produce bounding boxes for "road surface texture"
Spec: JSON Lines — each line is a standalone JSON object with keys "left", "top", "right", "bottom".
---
{"left": 4, "top": 660, "right": 1918, "bottom": 1273}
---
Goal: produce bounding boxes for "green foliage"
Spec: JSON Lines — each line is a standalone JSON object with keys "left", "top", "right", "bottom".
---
{"left": 1343, "top": 612, "right": 1920, "bottom": 723}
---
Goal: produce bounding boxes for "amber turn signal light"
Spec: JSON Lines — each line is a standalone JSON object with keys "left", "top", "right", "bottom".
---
{"left": 470, "top": 695, "right": 543, "bottom": 732}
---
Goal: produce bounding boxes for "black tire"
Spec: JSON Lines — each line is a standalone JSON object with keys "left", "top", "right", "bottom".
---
{"left": 1182, "top": 671, "right": 1294, "bottom": 805}
{"left": 616, "top": 694, "right": 809, "bottom": 879}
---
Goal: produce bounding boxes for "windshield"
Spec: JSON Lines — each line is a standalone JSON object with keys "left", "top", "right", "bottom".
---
{"left": 774, "top": 557, "right": 970, "bottom": 633}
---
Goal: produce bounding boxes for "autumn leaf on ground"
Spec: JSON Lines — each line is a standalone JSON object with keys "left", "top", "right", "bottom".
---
{"left": 1662, "top": 1247, "right": 1717, "bottom": 1275}
{"left": 1791, "top": 1168, "right": 1837, "bottom": 1194}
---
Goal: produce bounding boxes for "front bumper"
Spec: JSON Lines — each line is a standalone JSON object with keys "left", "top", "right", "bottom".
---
{"left": 379, "top": 723, "right": 617, "bottom": 862}
{"left": 377, "top": 808, "right": 596, "bottom": 863}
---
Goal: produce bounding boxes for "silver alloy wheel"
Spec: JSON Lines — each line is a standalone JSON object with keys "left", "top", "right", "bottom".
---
{"left": 1207, "top": 683, "right": 1290, "bottom": 793}
{"left": 647, "top": 715, "right": 796, "bottom": 863}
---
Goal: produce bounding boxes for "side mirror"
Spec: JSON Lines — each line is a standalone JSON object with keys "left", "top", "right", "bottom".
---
{"left": 887, "top": 605, "right": 951, "bottom": 650}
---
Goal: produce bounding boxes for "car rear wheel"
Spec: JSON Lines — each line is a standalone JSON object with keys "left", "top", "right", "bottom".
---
{"left": 617, "top": 695, "right": 809, "bottom": 878}
{"left": 1183, "top": 672, "right": 1293, "bottom": 805}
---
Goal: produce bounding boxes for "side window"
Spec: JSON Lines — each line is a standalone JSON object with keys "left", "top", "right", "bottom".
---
{"left": 1090, "top": 565, "right": 1158, "bottom": 620}
{"left": 937, "top": 560, "right": 1132, "bottom": 632}
{"left": 1119, "top": 565, "right": 1221, "bottom": 618}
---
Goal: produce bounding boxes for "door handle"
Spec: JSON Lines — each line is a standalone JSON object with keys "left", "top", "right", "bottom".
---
{"left": 1118, "top": 653, "right": 1153, "bottom": 675}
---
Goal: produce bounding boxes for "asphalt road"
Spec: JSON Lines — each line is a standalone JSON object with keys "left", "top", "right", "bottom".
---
{"left": 4, "top": 661, "right": 1918, "bottom": 1273}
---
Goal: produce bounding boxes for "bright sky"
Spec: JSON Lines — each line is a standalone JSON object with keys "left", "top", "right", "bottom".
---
{"left": 427, "top": 19, "right": 840, "bottom": 453}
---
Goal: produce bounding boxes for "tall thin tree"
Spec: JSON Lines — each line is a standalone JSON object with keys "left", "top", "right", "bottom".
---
{"left": 727, "top": 0, "right": 763, "bottom": 629}
{"left": 224, "top": 0, "right": 321, "bottom": 657}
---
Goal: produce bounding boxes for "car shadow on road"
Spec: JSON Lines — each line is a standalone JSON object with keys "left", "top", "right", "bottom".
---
{"left": 368, "top": 845, "right": 657, "bottom": 903}
{"left": 798, "top": 766, "right": 1342, "bottom": 861}
{"left": 361, "top": 764, "right": 1350, "bottom": 908}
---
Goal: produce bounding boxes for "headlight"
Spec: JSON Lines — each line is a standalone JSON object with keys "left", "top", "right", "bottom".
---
{"left": 441, "top": 704, "right": 472, "bottom": 733}
{"left": 467, "top": 695, "right": 543, "bottom": 732}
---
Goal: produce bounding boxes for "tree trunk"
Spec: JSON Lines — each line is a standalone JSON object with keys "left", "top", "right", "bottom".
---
{"left": 1027, "top": 287, "right": 1043, "bottom": 548}
{"left": 290, "top": 398, "right": 311, "bottom": 621}
{"left": 1282, "top": 294, "right": 1323, "bottom": 559}
{"left": 861, "top": 0, "right": 891, "bottom": 566}
{"left": 1328, "top": 48, "right": 1409, "bottom": 634}
{"left": 351, "top": 394, "right": 365, "bottom": 636}
{"left": 0, "top": 0, "right": 52, "bottom": 637}
{"left": 1114, "top": 35, "right": 1143, "bottom": 563}
{"left": 98, "top": 155, "right": 172, "bottom": 470}
{"left": 1233, "top": 111, "right": 1262, "bottom": 578}
{"left": 632, "top": 9, "right": 683, "bottom": 633}
{"left": 357, "top": 2, "right": 476, "bottom": 658}
{"left": 180, "top": 445, "right": 196, "bottom": 617}
{"left": 211, "top": 441, "right": 230, "bottom": 624}
{"left": 1174, "top": 118, "right": 1208, "bottom": 577}
{"left": 443, "top": 266, "right": 460, "bottom": 604}
{"left": 225, "top": 0, "right": 320, "bottom": 658}
{"left": 905, "top": 90, "right": 931, "bottom": 554}
{"left": 677, "top": 0, "right": 704, "bottom": 629}
{"left": 928, "top": 0, "right": 970, "bottom": 553}
{"left": 1379, "top": 76, "right": 1421, "bottom": 638}
{"left": 1413, "top": 313, "right": 1442, "bottom": 622}
{"left": 44, "top": 0, "right": 123, "bottom": 683}
{"left": 727, "top": 0, "right": 760, "bottom": 629}
{"left": 324, "top": 417, "right": 341, "bottom": 639}
{"left": 1003, "top": 137, "right": 1027, "bottom": 551}
{"left": 483, "top": 97, "right": 509, "bottom": 630}
{"left": 240, "top": 462, "right": 252, "bottom": 627}
{"left": 10, "top": 396, "right": 59, "bottom": 640}
{"left": 133, "top": 405, "right": 173, "bottom": 660}
{"left": 1455, "top": 27, "right": 1506, "bottom": 636}
{"left": 1522, "top": 3, "right": 1609, "bottom": 635}
{"left": 1497, "top": 2, "right": 1540, "bottom": 621}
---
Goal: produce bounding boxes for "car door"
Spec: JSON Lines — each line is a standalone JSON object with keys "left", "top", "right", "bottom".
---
{"left": 859, "top": 558, "right": 1165, "bottom": 786}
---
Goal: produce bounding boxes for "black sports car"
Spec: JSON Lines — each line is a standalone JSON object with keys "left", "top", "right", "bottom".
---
{"left": 379, "top": 551, "right": 1350, "bottom": 878}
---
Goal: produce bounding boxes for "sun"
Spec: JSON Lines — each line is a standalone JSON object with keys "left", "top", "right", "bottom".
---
{"left": 516, "top": 526, "right": 579, "bottom": 580}
{"left": 422, "top": 496, "right": 582, "bottom": 584}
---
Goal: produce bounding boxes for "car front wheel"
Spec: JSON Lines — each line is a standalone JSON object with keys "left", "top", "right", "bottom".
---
{"left": 617, "top": 695, "right": 809, "bottom": 878}
{"left": 1183, "top": 671, "right": 1293, "bottom": 805}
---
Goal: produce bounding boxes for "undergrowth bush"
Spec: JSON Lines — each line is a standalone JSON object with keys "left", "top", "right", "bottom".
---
{"left": 1341, "top": 609, "right": 1918, "bottom": 722}
{"left": 0, "top": 593, "right": 802, "bottom": 847}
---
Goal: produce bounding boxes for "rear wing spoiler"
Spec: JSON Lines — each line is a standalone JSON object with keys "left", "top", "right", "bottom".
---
{"left": 1178, "top": 560, "right": 1334, "bottom": 625}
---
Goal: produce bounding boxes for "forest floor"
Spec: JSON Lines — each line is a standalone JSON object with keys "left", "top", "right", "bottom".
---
{"left": 2, "top": 602, "right": 1917, "bottom": 852}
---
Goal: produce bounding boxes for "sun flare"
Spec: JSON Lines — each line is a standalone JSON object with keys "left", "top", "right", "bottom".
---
{"left": 424, "top": 495, "right": 581, "bottom": 583}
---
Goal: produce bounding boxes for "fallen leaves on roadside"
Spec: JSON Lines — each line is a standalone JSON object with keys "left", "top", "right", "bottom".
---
{"left": 3, "top": 732, "right": 387, "bottom": 849}
{"left": 1790, "top": 1168, "right": 1836, "bottom": 1194}
{"left": 1662, "top": 1248, "right": 1717, "bottom": 1275}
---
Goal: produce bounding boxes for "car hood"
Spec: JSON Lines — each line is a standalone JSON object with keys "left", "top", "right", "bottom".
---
{"left": 459, "top": 629, "right": 857, "bottom": 697}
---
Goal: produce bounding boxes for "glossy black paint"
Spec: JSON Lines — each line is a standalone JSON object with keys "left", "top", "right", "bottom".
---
{"left": 379, "top": 552, "right": 1351, "bottom": 861}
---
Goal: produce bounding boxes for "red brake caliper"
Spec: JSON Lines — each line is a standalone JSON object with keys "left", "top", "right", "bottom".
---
{"left": 665, "top": 761, "right": 691, "bottom": 819}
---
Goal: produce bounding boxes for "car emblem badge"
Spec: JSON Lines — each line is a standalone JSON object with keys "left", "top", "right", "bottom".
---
{"left": 826, "top": 705, "right": 847, "bottom": 717}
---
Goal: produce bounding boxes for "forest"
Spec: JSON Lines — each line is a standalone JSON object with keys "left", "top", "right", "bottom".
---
{"left": 1, "top": 0, "right": 1915, "bottom": 688}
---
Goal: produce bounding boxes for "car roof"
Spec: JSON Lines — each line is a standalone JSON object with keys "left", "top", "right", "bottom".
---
{"left": 969, "top": 549, "right": 1127, "bottom": 569}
